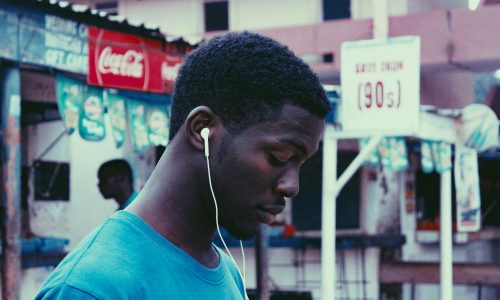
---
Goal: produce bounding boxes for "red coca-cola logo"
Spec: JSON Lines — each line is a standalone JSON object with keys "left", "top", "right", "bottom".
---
{"left": 87, "top": 27, "right": 164, "bottom": 92}
{"left": 98, "top": 47, "right": 145, "bottom": 78}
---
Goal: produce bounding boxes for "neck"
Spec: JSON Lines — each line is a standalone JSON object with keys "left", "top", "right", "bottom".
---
{"left": 115, "top": 186, "right": 133, "bottom": 206}
{"left": 127, "top": 142, "right": 218, "bottom": 267}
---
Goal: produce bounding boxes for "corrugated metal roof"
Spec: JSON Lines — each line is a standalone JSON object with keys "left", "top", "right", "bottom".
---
{"left": 15, "top": 0, "right": 199, "bottom": 46}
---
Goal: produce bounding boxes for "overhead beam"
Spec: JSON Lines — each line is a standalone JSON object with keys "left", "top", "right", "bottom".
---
{"left": 380, "top": 262, "right": 500, "bottom": 286}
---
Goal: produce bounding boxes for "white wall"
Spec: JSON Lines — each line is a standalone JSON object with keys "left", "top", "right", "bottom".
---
{"left": 351, "top": 0, "right": 409, "bottom": 19}
{"left": 118, "top": 0, "right": 321, "bottom": 38}
{"left": 28, "top": 119, "right": 122, "bottom": 248}
{"left": 229, "top": 0, "right": 322, "bottom": 31}
{"left": 119, "top": 0, "right": 203, "bottom": 38}
{"left": 350, "top": 0, "right": 469, "bottom": 20}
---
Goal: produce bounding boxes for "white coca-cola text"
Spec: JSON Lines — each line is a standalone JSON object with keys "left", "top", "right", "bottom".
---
{"left": 97, "top": 46, "right": 144, "bottom": 78}
{"left": 161, "top": 61, "right": 180, "bottom": 81}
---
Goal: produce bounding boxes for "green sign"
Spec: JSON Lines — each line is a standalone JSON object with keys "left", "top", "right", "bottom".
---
{"left": 146, "top": 103, "right": 170, "bottom": 146}
{"left": 0, "top": 3, "right": 88, "bottom": 73}
{"left": 55, "top": 74, "right": 83, "bottom": 135}
{"left": 106, "top": 90, "right": 127, "bottom": 148}
{"left": 128, "top": 100, "right": 150, "bottom": 153}
{"left": 79, "top": 86, "right": 106, "bottom": 141}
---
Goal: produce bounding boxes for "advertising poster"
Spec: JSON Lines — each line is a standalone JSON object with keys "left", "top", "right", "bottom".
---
{"left": 146, "top": 103, "right": 170, "bottom": 146}
{"left": 127, "top": 100, "right": 150, "bottom": 152}
{"left": 78, "top": 86, "right": 106, "bottom": 141}
{"left": 454, "top": 146, "right": 481, "bottom": 232}
{"left": 105, "top": 90, "right": 127, "bottom": 148}
{"left": 55, "top": 74, "right": 83, "bottom": 135}
{"left": 87, "top": 26, "right": 164, "bottom": 92}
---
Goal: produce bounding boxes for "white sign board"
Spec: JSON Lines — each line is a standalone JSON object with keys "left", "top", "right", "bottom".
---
{"left": 340, "top": 36, "right": 421, "bottom": 136}
{"left": 454, "top": 146, "right": 481, "bottom": 232}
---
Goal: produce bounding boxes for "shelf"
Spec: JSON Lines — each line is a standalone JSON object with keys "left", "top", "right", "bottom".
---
{"left": 214, "top": 232, "right": 406, "bottom": 249}
{"left": 22, "top": 252, "right": 67, "bottom": 269}
{"left": 416, "top": 228, "right": 500, "bottom": 244}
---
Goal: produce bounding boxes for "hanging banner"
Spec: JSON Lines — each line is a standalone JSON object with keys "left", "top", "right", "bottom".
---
{"left": 55, "top": 74, "right": 83, "bottom": 134}
{"left": 161, "top": 53, "right": 182, "bottom": 94}
{"left": 421, "top": 140, "right": 435, "bottom": 174}
{"left": 359, "top": 138, "right": 379, "bottom": 168}
{"left": 362, "top": 137, "right": 408, "bottom": 171}
{"left": 434, "top": 141, "right": 452, "bottom": 174}
{"left": 454, "top": 146, "right": 481, "bottom": 232}
{"left": 387, "top": 137, "right": 409, "bottom": 172}
{"left": 146, "top": 103, "right": 170, "bottom": 146}
{"left": 105, "top": 90, "right": 127, "bottom": 148}
{"left": 79, "top": 86, "right": 106, "bottom": 141}
{"left": 87, "top": 26, "right": 164, "bottom": 92}
{"left": 128, "top": 100, "right": 151, "bottom": 152}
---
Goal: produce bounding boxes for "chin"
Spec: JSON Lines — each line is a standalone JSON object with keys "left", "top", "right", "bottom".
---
{"left": 225, "top": 224, "right": 260, "bottom": 240}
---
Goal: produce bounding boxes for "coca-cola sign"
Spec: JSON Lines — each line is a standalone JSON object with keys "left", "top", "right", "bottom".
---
{"left": 162, "top": 54, "right": 183, "bottom": 94}
{"left": 88, "top": 27, "right": 164, "bottom": 92}
{"left": 98, "top": 47, "right": 144, "bottom": 78}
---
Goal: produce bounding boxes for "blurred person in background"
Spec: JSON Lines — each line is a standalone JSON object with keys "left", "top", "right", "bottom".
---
{"left": 97, "top": 159, "right": 138, "bottom": 210}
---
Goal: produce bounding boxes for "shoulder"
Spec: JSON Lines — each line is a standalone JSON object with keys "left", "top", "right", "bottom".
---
{"left": 38, "top": 215, "right": 150, "bottom": 298}
{"left": 36, "top": 283, "right": 99, "bottom": 300}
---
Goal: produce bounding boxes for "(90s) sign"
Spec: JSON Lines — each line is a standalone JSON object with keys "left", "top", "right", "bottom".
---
{"left": 340, "top": 36, "right": 421, "bottom": 136}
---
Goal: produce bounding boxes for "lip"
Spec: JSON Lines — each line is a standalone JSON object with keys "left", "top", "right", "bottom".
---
{"left": 257, "top": 204, "right": 285, "bottom": 224}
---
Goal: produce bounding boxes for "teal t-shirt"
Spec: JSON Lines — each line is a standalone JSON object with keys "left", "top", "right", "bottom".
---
{"left": 36, "top": 211, "right": 245, "bottom": 300}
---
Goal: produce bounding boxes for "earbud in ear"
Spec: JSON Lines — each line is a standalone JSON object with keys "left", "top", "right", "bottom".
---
{"left": 200, "top": 128, "right": 210, "bottom": 157}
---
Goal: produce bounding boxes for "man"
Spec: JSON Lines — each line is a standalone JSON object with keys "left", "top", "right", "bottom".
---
{"left": 97, "top": 159, "right": 137, "bottom": 210}
{"left": 36, "top": 31, "right": 330, "bottom": 299}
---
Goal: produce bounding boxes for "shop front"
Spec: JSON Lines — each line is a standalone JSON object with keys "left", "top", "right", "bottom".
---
{"left": 0, "top": 2, "right": 190, "bottom": 299}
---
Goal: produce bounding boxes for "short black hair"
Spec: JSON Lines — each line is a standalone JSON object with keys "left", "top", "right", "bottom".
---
{"left": 98, "top": 159, "right": 133, "bottom": 185}
{"left": 169, "top": 31, "right": 330, "bottom": 141}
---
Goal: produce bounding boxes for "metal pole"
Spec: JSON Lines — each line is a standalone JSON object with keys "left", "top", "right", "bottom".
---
{"left": 333, "top": 135, "right": 382, "bottom": 198}
{"left": 440, "top": 169, "right": 453, "bottom": 300}
{"left": 321, "top": 125, "right": 338, "bottom": 300}
{"left": 256, "top": 224, "right": 270, "bottom": 300}
{"left": 373, "top": 0, "right": 389, "bottom": 39}
{"left": 1, "top": 64, "right": 22, "bottom": 300}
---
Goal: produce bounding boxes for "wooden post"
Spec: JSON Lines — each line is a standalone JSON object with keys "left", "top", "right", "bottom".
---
{"left": 1, "top": 64, "right": 22, "bottom": 300}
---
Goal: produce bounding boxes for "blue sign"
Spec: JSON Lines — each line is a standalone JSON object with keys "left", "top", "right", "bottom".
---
{"left": 0, "top": 7, "right": 18, "bottom": 61}
{"left": 0, "top": 3, "right": 88, "bottom": 74}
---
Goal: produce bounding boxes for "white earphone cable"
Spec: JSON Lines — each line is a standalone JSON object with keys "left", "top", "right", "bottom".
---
{"left": 205, "top": 156, "right": 248, "bottom": 300}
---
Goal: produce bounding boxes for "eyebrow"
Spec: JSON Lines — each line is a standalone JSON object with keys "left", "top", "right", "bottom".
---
{"left": 278, "top": 138, "right": 308, "bottom": 157}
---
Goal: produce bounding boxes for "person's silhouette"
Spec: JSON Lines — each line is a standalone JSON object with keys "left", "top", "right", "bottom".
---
{"left": 97, "top": 159, "right": 137, "bottom": 210}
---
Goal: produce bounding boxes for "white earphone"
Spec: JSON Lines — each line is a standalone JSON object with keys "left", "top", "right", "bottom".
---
{"left": 200, "top": 127, "right": 210, "bottom": 157}
{"left": 200, "top": 127, "right": 248, "bottom": 299}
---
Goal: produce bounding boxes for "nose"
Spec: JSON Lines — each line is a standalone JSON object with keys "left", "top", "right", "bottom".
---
{"left": 274, "top": 167, "right": 300, "bottom": 198}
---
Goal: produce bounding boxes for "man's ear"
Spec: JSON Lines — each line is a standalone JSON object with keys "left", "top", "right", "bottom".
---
{"left": 184, "top": 106, "right": 220, "bottom": 153}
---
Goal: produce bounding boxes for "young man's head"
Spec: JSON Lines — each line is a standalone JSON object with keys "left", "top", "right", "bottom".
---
{"left": 168, "top": 31, "right": 330, "bottom": 239}
{"left": 169, "top": 31, "right": 330, "bottom": 141}
{"left": 97, "top": 159, "right": 133, "bottom": 204}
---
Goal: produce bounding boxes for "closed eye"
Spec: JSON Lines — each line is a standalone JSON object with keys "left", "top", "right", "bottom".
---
{"left": 268, "top": 154, "right": 287, "bottom": 167}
